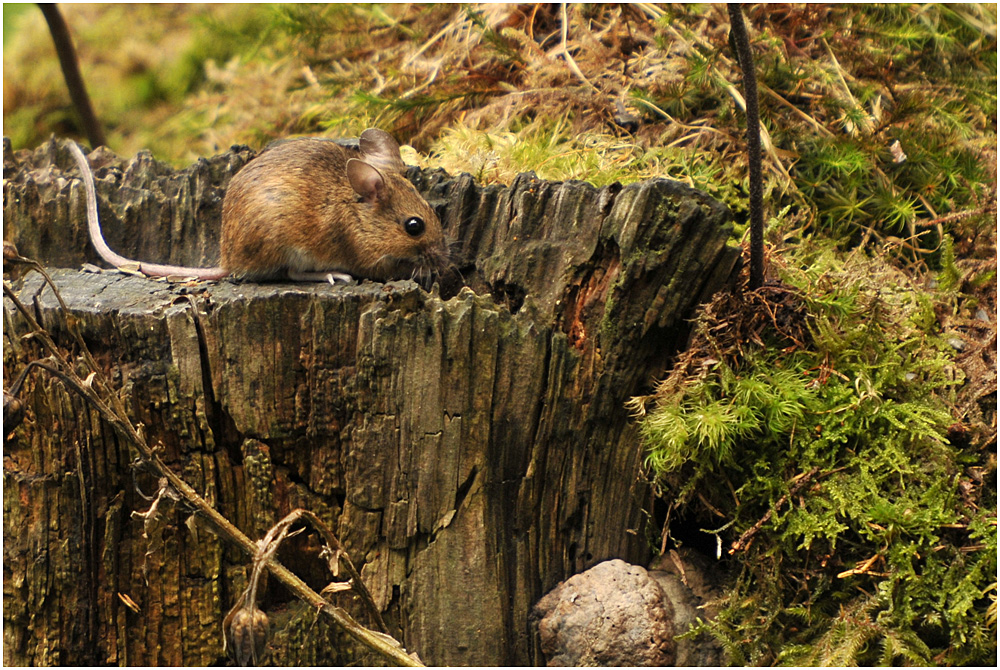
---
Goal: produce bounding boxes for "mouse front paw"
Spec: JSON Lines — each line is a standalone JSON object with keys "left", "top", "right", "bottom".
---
{"left": 325, "top": 272, "right": 353, "bottom": 284}
{"left": 287, "top": 268, "right": 354, "bottom": 284}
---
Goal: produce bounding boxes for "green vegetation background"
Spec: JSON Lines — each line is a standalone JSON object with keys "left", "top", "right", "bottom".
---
{"left": 4, "top": 4, "right": 995, "bottom": 665}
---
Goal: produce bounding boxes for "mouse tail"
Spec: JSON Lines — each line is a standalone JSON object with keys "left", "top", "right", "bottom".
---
{"left": 69, "top": 142, "right": 227, "bottom": 280}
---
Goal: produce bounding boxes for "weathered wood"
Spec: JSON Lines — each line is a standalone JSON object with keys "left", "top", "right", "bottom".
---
{"left": 3, "top": 137, "right": 740, "bottom": 665}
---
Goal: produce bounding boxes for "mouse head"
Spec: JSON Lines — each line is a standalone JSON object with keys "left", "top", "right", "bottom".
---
{"left": 346, "top": 132, "right": 449, "bottom": 283}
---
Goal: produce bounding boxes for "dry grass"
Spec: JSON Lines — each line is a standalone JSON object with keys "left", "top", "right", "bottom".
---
{"left": 4, "top": 4, "right": 995, "bottom": 258}
{"left": 4, "top": 5, "right": 730, "bottom": 170}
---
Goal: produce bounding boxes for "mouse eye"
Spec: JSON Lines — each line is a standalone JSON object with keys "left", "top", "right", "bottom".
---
{"left": 403, "top": 216, "right": 425, "bottom": 237}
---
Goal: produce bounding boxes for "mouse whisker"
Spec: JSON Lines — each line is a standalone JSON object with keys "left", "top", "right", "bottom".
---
{"left": 447, "top": 261, "right": 466, "bottom": 286}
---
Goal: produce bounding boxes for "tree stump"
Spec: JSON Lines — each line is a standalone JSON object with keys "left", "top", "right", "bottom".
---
{"left": 3, "top": 137, "right": 740, "bottom": 665}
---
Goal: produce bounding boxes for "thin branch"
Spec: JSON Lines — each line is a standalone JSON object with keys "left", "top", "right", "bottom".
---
{"left": 727, "top": 4, "right": 765, "bottom": 290}
{"left": 729, "top": 467, "right": 820, "bottom": 554}
{"left": 37, "top": 4, "right": 107, "bottom": 148}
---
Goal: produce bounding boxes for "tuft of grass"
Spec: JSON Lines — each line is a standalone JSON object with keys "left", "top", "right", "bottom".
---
{"left": 431, "top": 119, "right": 643, "bottom": 186}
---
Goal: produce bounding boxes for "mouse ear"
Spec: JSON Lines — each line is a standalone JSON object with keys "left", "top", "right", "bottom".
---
{"left": 346, "top": 158, "right": 386, "bottom": 203}
{"left": 359, "top": 128, "right": 406, "bottom": 174}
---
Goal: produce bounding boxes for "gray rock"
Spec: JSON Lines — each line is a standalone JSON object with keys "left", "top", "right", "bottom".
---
{"left": 533, "top": 559, "right": 676, "bottom": 666}
{"left": 534, "top": 553, "right": 727, "bottom": 666}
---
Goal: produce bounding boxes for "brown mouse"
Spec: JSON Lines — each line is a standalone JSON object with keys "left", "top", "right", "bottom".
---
{"left": 69, "top": 129, "right": 449, "bottom": 284}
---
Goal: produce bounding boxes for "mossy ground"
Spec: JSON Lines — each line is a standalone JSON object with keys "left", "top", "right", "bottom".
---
{"left": 4, "top": 3, "right": 995, "bottom": 665}
{"left": 631, "top": 243, "right": 995, "bottom": 664}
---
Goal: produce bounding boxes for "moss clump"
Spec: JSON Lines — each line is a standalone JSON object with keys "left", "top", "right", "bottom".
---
{"left": 634, "top": 4, "right": 997, "bottom": 261}
{"left": 632, "top": 246, "right": 996, "bottom": 665}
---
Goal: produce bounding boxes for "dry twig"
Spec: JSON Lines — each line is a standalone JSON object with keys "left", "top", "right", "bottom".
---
{"left": 729, "top": 467, "right": 820, "bottom": 554}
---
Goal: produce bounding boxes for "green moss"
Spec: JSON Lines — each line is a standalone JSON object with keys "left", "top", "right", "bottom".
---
{"left": 637, "top": 247, "right": 996, "bottom": 665}
{"left": 648, "top": 3, "right": 996, "bottom": 263}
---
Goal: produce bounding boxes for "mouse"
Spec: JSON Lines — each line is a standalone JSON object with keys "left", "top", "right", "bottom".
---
{"left": 68, "top": 129, "right": 450, "bottom": 285}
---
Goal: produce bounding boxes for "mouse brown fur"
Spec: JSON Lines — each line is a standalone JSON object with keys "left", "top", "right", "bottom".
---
{"left": 70, "top": 129, "right": 449, "bottom": 284}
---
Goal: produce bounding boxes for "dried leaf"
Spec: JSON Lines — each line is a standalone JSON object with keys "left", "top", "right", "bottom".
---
{"left": 321, "top": 581, "right": 353, "bottom": 597}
